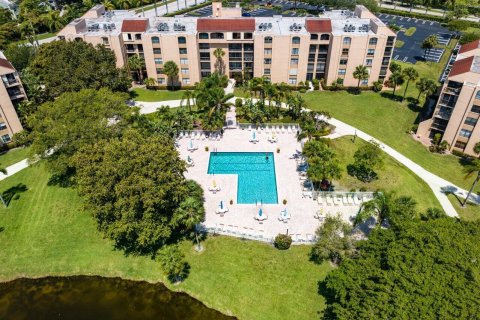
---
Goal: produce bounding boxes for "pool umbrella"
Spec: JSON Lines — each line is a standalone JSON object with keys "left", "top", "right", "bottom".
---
{"left": 189, "top": 140, "right": 193, "bottom": 149}
{"left": 252, "top": 131, "right": 256, "bottom": 140}
{"left": 212, "top": 179, "right": 217, "bottom": 188}
{"left": 187, "top": 155, "right": 191, "bottom": 162}
{"left": 220, "top": 201, "right": 223, "bottom": 210}
{"left": 259, "top": 208, "right": 263, "bottom": 217}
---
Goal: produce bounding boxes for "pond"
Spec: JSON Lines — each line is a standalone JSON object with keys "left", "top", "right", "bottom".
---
{"left": 0, "top": 276, "right": 235, "bottom": 320}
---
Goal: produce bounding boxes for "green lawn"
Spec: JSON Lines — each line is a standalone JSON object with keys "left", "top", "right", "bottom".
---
{"left": 131, "top": 88, "right": 186, "bottom": 102}
{"left": 14, "top": 32, "right": 57, "bottom": 45}
{"left": 404, "top": 27, "right": 417, "bottom": 36}
{"left": 0, "top": 164, "right": 330, "bottom": 319}
{"left": 330, "top": 136, "right": 440, "bottom": 212}
{"left": 395, "top": 40, "right": 405, "bottom": 48}
{"left": 448, "top": 194, "right": 480, "bottom": 222}
{"left": 0, "top": 147, "right": 30, "bottom": 168}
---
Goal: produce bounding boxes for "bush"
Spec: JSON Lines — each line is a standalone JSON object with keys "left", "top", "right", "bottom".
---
{"left": 274, "top": 234, "right": 292, "bottom": 250}
{"left": 299, "top": 88, "right": 307, "bottom": 93}
{"left": 347, "top": 163, "right": 378, "bottom": 183}
{"left": 410, "top": 124, "right": 419, "bottom": 133}
{"left": 460, "top": 32, "right": 480, "bottom": 45}
{"left": 312, "top": 78, "right": 320, "bottom": 90}
{"left": 372, "top": 81, "right": 383, "bottom": 92}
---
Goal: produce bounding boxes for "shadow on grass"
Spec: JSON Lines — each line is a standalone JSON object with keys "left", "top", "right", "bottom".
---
{"left": 380, "top": 91, "right": 403, "bottom": 102}
{"left": 1, "top": 183, "right": 28, "bottom": 207}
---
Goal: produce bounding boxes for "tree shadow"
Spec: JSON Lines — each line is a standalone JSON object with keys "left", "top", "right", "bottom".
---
{"left": 47, "top": 172, "right": 75, "bottom": 188}
{"left": 380, "top": 91, "right": 403, "bottom": 102}
{"left": 317, "top": 279, "right": 335, "bottom": 320}
{"left": 1, "top": 183, "right": 28, "bottom": 207}
{"left": 0, "top": 226, "right": 4, "bottom": 233}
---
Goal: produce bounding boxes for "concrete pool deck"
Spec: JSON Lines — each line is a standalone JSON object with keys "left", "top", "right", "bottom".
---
{"left": 176, "top": 127, "right": 362, "bottom": 243}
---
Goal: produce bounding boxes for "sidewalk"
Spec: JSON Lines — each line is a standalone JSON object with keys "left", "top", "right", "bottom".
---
{"left": 0, "top": 159, "right": 30, "bottom": 181}
{"left": 380, "top": 3, "right": 480, "bottom": 22}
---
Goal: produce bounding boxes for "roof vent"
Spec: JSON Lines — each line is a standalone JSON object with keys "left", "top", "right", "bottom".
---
{"left": 157, "top": 22, "right": 169, "bottom": 32}
{"left": 289, "top": 23, "right": 303, "bottom": 32}
{"left": 87, "top": 23, "right": 100, "bottom": 32}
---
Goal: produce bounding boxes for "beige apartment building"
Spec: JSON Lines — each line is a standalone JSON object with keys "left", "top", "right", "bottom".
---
{"left": 58, "top": 3, "right": 396, "bottom": 87}
{"left": 417, "top": 40, "right": 480, "bottom": 156}
{"left": 0, "top": 52, "right": 24, "bottom": 145}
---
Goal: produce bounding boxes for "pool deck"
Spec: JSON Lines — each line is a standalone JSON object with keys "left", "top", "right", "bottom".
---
{"left": 176, "top": 127, "right": 361, "bottom": 243}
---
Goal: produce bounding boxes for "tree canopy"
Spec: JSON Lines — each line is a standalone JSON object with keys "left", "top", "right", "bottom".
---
{"left": 74, "top": 129, "right": 189, "bottom": 255}
{"left": 29, "top": 40, "right": 131, "bottom": 99}
{"left": 28, "top": 88, "right": 132, "bottom": 179}
{"left": 321, "top": 218, "right": 480, "bottom": 319}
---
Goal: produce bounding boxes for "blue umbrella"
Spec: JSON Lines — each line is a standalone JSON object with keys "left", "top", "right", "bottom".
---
{"left": 187, "top": 155, "right": 191, "bottom": 162}
{"left": 189, "top": 140, "right": 193, "bottom": 148}
{"left": 259, "top": 208, "right": 263, "bottom": 216}
{"left": 220, "top": 201, "right": 223, "bottom": 210}
{"left": 253, "top": 131, "right": 256, "bottom": 140}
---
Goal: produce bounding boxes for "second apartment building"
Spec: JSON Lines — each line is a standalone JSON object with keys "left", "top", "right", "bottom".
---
{"left": 58, "top": 3, "right": 396, "bottom": 86}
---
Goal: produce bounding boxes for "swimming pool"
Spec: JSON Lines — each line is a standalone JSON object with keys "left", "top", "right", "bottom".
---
{"left": 207, "top": 152, "right": 278, "bottom": 204}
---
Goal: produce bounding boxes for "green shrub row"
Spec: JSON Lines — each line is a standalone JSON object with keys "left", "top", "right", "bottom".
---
{"left": 145, "top": 85, "right": 197, "bottom": 90}
{"left": 320, "top": 79, "right": 375, "bottom": 92}
{"left": 165, "top": 1, "right": 212, "bottom": 17}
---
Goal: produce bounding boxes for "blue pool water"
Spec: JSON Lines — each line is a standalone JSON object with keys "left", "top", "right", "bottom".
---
{"left": 207, "top": 152, "right": 278, "bottom": 204}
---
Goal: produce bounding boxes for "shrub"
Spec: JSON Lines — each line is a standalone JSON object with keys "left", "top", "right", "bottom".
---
{"left": 274, "top": 234, "right": 292, "bottom": 250}
{"left": 460, "top": 32, "right": 480, "bottom": 45}
{"left": 359, "top": 187, "right": 367, "bottom": 192}
{"left": 235, "top": 98, "right": 243, "bottom": 108}
{"left": 372, "top": 81, "right": 383, "bottom": 92}
{"left": 312, "top": 78, "right": 320, "bottom": 90}
{"left": 205, "top": 146, "right": 209, "bottom": 152}
{"left": 299, "top": 88, "right": 307, "bottom": 93}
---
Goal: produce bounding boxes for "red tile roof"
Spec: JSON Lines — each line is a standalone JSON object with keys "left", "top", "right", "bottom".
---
{"left": 197, "top": 18, "right": 255, "bottom": 32}
{"left": 449, "top": 56, "right": 474, "bottom": 77}
{"left": 0, "top": 58, "right": 15, "bottom": 72}
{"left": 305, "top": 19, "right": 332, "bottom": 33}
{"left": 459, "top": 40, "right": 480, "bottom": 54}
{"left": 121, "top": 19, "right": 148, "bottom": 32}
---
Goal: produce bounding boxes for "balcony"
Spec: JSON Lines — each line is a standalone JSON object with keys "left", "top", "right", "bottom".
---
{"left": 434, "top": 111, "right": 452, "bottom": 120}
{"left": 8, "top": 90, "right": 25, "bottom": 100}
{"left": 430, "top": 123, "right": 446, "bottom": 131}
{"left": 444, "top": 87, "right": 460, "bottom": 95}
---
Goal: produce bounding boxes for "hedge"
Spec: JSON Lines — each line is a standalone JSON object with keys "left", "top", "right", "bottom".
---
{"left": 165, "top": 1, "right": 212, "bottom": 17}
{"left": 145, "top": 85, "right": 196, "bottom": 90}
{"left": 320, "top": 79, "right": 375, "bottom": 91}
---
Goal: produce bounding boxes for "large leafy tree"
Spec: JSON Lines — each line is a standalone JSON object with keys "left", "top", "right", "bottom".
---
{"left": 321, "top": 218, "right": 480, "bottom": 319}
{"left": 29, "top": 40, "right": 131, "bottom": 99}
{"left": 347, "top": 140, "right": 384, "bottom": 182}
{"left": 74, "top": 129, "right": 188, "bottom": 255}
{"left": 28, "top": 88, "right": 132, "bottom": 179}
{"left": 303, "top": 139, "right": 342, "bottom": 189}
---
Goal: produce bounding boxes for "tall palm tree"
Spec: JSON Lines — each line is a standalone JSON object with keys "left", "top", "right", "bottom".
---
{"left": 415, "top": 78, "right": 438, "bottom": 101}
{"left": 213, "top": 48, "right": 225, "bottom": 75}
{"left": 389, "top": 71, "right": 403, "bottom": 96}
{"left": 181, "top": 90, "right": 195, "bottom": 113}
{"left": 127, "top": 55, "right": 146, "bottom": 83}
{"left": 402, "top": 67, "right": 419, "bottom": 100}
{"left": 173, "top": 197, "right": 205, "bottom": 251}
{"left": 163, "top": 60, "right": 179, "bottom": 90}
{"left": 462, "top": 159, "right": 480, "bottom": 207}
{"left": 421, "top": 35, "right": 438, "bottom": 59}
{"left": 41, "top": 10, "right": 64, "bottom": 32}
{"left": 359, "top": 191, "right": 393, "bottom": 226}
{"left": 352, "top": 65, "right": 369, "bottom": 89}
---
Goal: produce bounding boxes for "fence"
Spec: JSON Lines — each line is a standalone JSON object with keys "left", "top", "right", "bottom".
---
{"left": 176, "top": 130, "right": 221, "bottom": 140}
{"left": 238, "top": 123, "right": 301, "bottom": 133}
{"left": 312, "top": 191, "right": 377, "bottom": 203}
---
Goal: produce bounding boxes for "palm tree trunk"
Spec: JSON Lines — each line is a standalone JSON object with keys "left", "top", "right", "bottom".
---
{"left": 154, "top": 0, "right": 158, "bottom": 16}
{"left": 176, "top": 0, "right": 180, "bottom": 11}
{"left": 195, "top": 230, "right": 200, "bottom": 250}
{"left": 184, "top": 0, "right": 187, "bottom": 10}
{"left": 165, "top": 0, "right": 169, "bottom": 13}
{"left": 403, "top": 80, "right": 410, "bottom": 99}
{"left": 462, "top": 172, "right": 480, "bottom": 207}
{"left": 357, "top": 78, "right": 360, "bottom": 89}
{"left": 393, "top": 83, "right": 397, "bottom": 96}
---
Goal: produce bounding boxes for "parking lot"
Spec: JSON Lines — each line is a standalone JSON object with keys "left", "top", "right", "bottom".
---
{"left": 377, "top": 13, "right": 456, "bottom": 63}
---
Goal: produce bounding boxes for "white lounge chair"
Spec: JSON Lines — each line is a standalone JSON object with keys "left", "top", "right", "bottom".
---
{"left": 248, "top": 125, "right": 252, "bottom": 131}
{"left": 334, "top": 196, "right": 341, "bottom": 206}
{"left": 326, "top": 196, "right": 333, "bottom": 206}
{"left": 317, "top": 197, "right": 323, "bottom": 206}
{"left": 342, "top": 196, "right": 348, "bottom": 205}
{"left": 348, "top": 195, "right": 355, "bottom": 205}
{"left": 354, "top": 195, "right": 361, "bottom": 205}
{"left": 287, "top": 126, "right": 292, "bottom": 134}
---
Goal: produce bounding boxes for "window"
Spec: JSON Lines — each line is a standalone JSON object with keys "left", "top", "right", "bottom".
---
{"left": 178, "top": 36, "right": 186, "bottom": 44}
{"left": 264, "top": 48, "right": 272, "bottom": 55}
{"left": 454, "top": 141, "right": 467, "bottom": 149}
{"left": 156, "top": 68, "right": 163, "bottom": 74}
{"left": 342, "top": 48, "right": 349, "bottom": 55}
{"left": 152, "top": 36, "right": 160, "bottom": 44}
{"left": 291, "top": 48, "right": 299, "bottom": 55}
{"left": 264, "top": 68, "right": 271, "bottom": 75}
{"left": 182, "top": 78, "right": 190, "bottom": 84}
{"left": 309, "top": 45, "right": 316, "bottom": 53}
{"left": 264, "top": 36, "right": 272, "bottom": 44}
{"left": 233, "top": 32, "right": 241, "bottom": 39}
{"left": 290, "top": 58, "right": 298, "bottom": 66}
{"left": 229, "top": 52, "right": 242, "bottom": 60}
{"left": 229, "top": 62, "right": 242, "bottom": 70}
{"left": 179, "top": 48, "right": 187, "bottom": 54}
{"left": 343, "top": 37, "right": 351, "bottom": 44}
{"left": 199, "top": 43, "right": 209, "bottom": 50}
{"left": 471, "top": 105, "right": 480, "bottom": 113}
{"left": 200, "top": 52, "right": 210, "bottom": 60}
{"left": 367, "top": 49, "right": 375, "bottom": 56}
{"left": 264, "top": 58, "right": 272, "bottom": 64}
{"left": 199, "top": 33, "right": 209, "bottom": 39}
{"left": 459, "top": 129, "right": 472, "bottom": 138}
{"left": 153, "top": 48, "right": 161, "bottom": 54}
{"left": 339, "top": 59, "right": 348, "bottom": 65}
{"left": 244, "top": 32, "right": 253, "bottom": 39}
{"left": 1, "top": 134, "right": 10, "bottom": 143}
{"left": 338, "top": 69, "right": 346, "bottom": 75}
{"left": 201, "top": 71, "right": 211, "bottom": 77}
{"left": 229, "top": 43, "right": 242, "bottom": 51}
{"left": 181, "top": 68, "right": 189, "bottom": 75}
{"left": 310, "top": 34, "right": 318, "bottom": 40}
{"left": 0, "top": 122, "right": 6, "bottom": 130}
{"left": 292, "top": 37, "right": 300, "bottom": 44}
{"left": 135, "top": 34, "right": 142, "bottom": 40}
{"left": 288, "top": 78, "right": 297, "bottom": 85}
{"left": 366, "top": 58, "right": 373, "bottom": 66}
{"left": 154, "top": 58, "right": 163, "bottom": 64}
{"left": 465, "top": 117, "right": 478, "bottom": 126}
{"left": 210, "top": 32, "right": 224, "bottom": 39}
{"left": 243, "top": 43, "right": 253, "bottom": 51}
{"left": 476, "top": 91, "right": 480, "bottom": 100}
{"left": 320, "top": 34, "right": 330, "bottom": 40}
{"left": 361, "top": 79, "right": 369, "bottom": 85}
{"left": 180, "top": 58, "right": 188, "bottom": 65}
{"left": 200, "top": 62, "right": 211, "bottom": 70}
{"left": 369, "top": 38, "right": 378, "bottom": 45}
{"left": 101, "top": 37, "right": 109, "bottom": 45}
{"left": 157, "top": 78, "right": 165, "bottom": 84}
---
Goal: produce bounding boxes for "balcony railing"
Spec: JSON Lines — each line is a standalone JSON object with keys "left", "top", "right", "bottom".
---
{"left": 434, "top": 111, "right": 452, "bottom": 120}
{"left": 444, "top": 87, "right": 460, "bottom": 95}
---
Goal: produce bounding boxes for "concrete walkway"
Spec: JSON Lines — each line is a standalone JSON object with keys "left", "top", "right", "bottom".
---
{"left": 0, "top": 159, "right": 30, "bottom": 181}
{"left": 135, "top": 97, "right": 480, "bottom": 217}
{"left": 380, "top": 3, "right": 480, "bottom": 22}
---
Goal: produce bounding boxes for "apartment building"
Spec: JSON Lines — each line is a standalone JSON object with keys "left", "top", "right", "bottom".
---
{"left": 58, "top": 3, "right": 396, "bottom": 86}
{"left": 0, "top": 52, "right": 24, "bottom": 145}
{"left": 417, "top": 40, "right": 480, "bottom": 156}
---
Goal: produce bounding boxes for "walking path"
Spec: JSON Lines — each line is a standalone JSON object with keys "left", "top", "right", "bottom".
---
{"left": 134, "top": 0, "right": 207, "bottom": 18}
{"left": 380, "top": 3, "right": 480, "bottom": 22}
{"left": 0, "top": 159, "right": 30, "bottom": 181}
{"left": 134, "top": 97, "right": 480, "bottom": 217}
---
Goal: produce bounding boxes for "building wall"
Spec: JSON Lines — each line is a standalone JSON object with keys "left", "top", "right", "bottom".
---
{"left": 0, "top": 72, "right": 24, "bottom": 143}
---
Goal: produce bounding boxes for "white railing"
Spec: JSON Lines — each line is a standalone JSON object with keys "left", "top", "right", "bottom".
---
{"left": 176, "top": 130, "right": 221, "bottom": 140}
{"left": 312, "top": 191, "right": 376, "bottom": 202}
{"left": 238, "top": 123, "right": 300, "bottom": 133}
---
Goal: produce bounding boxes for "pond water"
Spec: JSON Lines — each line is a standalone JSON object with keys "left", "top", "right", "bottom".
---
{"left": 0, "top": 276, "right": 235, "bottom": 320}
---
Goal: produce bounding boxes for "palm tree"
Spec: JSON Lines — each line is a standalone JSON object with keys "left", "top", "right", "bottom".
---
{"left": 462, "top": 159, "right": 480, "bottom": 207}
{"left": 389, "top": 71, "right": 403, "bottom": 96}
{"left": 144, "top": 77, "right": 156, "bottom": 87}
{"left": 473, "top": 142, "right": 480, "bottom": 155}
{"left": 174, "top": 197, "right": 205, "bottom": 251}
{"left": 181, "top": 90, "right": 195, "bottom": 113}
{"left": 421, "top": 35, "right": 438, "bottom": 59}
{"left": 213, "top": 48, "right": 225, "bottom": 75}
{"left": 402, "top": 67, "right": 419, "bottom": 100}
{"left": 358, "top": 191, "right": 392, "bottom": 226}
{"left": 415, "top": 78, "right": 438, "bottom": 101}
{"left": 127, "top": 55, "right": 145, "bottom": 83}
{"left": 41, "top": 10, "right": 64, "bottom": 32}
{"left": 352, "top": 65, "right": 369, "bottom": 89}
{"left": 163, "top": 60, "right": 179, "bottom": 90}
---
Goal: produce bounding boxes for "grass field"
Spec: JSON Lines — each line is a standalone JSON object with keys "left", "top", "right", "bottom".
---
{"left": 330, "top": 136, "right": 440, "bottom": 212}
{"left": 395, "top": 40, "right": 405, "bottom": 48}
{"left": 0, "top": 164, "right": 330, "bottom": 320}
{"left": 14, "top": 32, "right": 57, "bottom": 45}
{"left": 404, "top": 27, "right": 416, "bottom": 36}
{"left": 131, "top": 88, "right": 186, "bottom": 102}
{"left": 448, "top": 194, "right": 480, "bottom": 222}
{"left": 0, "top": 147, "right": 30, "bottom": 168}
